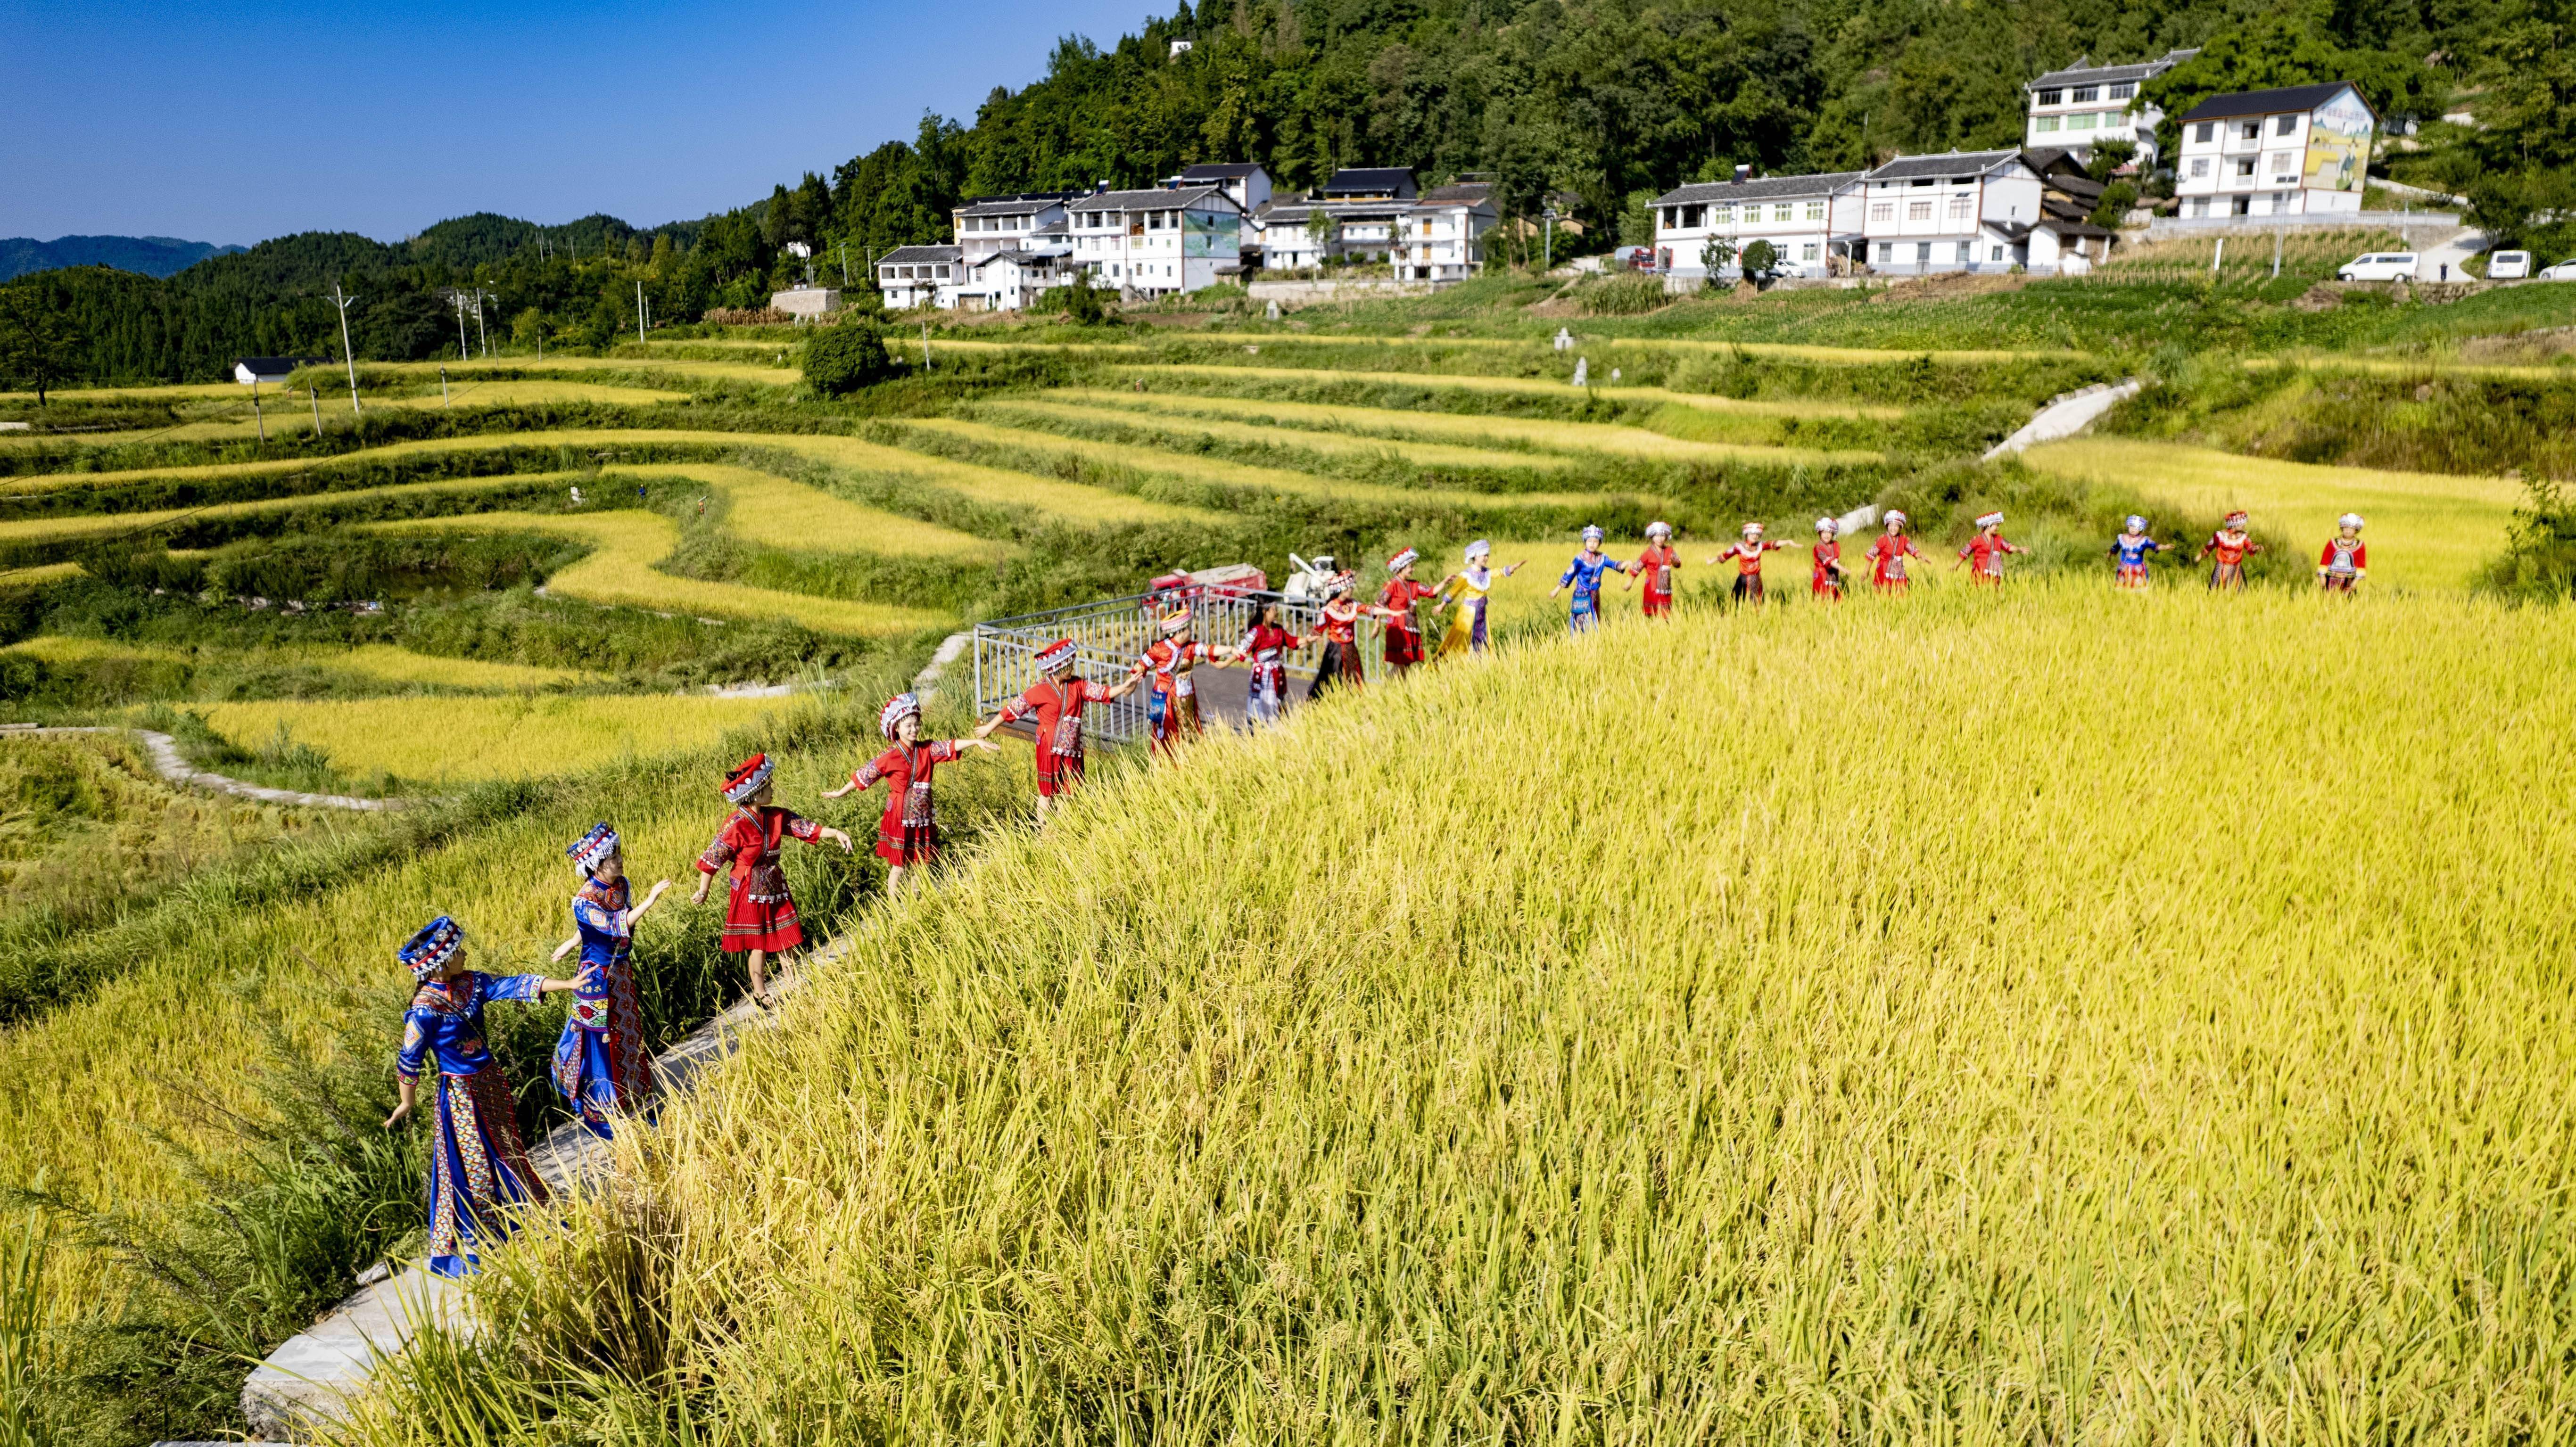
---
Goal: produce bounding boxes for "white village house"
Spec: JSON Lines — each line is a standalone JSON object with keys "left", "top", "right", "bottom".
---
{"left": 1067, "top": 183, "right": 1248, "bottom": 297}
{"left": 1252, "top": 168, "right": 1498, "bottom": 280}
{"left": 1649, "top": 168, "right": 1865, "bottom": 281}
{"left": 2023, "top": 49, "right": 2197, "bottom": 166}
{"left": 873, "top": 244, "right": 960, "bottom": 308}
{"left": 1856, "top": 149, "right": 2048, "bottom": 274}
{"left": 2171, "top": 82, "right": 2377, "bottom": 219}
{"left": 949, "top": 191, "right": 1079, "bottom": 312}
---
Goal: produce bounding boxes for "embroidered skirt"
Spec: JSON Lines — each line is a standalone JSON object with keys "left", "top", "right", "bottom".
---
{"left": 1641, "top": 586, "right": 1674, "bottom": 617}
{"left": 426, "top": 1068, "right": 548, "bottom": 1278}
{"left": 720, "top": 864, "right": 803, "bottom": 953}
{"left": 552, "top": 966, "right": 656, "bottom": 1141}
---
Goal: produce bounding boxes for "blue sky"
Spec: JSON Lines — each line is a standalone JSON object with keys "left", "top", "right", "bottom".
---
{"left": 0, "top": 0, "right": 1155, "bottom": 245}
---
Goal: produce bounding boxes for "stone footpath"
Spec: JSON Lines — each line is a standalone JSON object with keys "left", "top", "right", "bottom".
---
{"left": 1982, "top": 378, "right": 2142, "bottom": 461}
{"left": 239, "top": 936, "right": 847, "bottom": 1439}
{"left": 0, "top": 724, "right": 407, "bottom": 811}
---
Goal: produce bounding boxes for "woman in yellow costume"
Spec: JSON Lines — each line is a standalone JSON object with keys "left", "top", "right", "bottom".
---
{"left": 1432, "top": 539, "right": 1527, "bottom": 657}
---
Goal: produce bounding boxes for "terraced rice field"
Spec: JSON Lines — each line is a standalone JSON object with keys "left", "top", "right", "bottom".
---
{"left": 1123, "top": 363, "right": 1907, "bottom": 419}
{"left": 373, "top": 510, "right": 958, "bottom": 635}
{"left": 897, "top": 416, "right": 1639, "bottom": 512}
{"left": 2021, "top": 437, "right": 2518, "bottom": 591}
{"left": 606, "top": 463, "right": 1005, "bottom": 558}
{"left": 1057, "top": 386, "right": 1883, "bottom": 464}
{"left": 185, "top": 692, "right": 796, "bottom": 784}
{"left": 4, "top": 636, "right": 601, "bottom": 691}
{"left": 985, "top": 396, "right": 1583, "bottom": 474}
{"left": 0, "top": 472, "right": 554, "bottom": 551}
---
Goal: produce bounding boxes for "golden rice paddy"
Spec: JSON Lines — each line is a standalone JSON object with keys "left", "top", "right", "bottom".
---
{"left": 2021, "top": 437, "right": 2519, "bottom": 591}
{"left": 3, "top": 636, "right": 602, "bottom": 691}
{"left": 382, "top": 580, "right": 2576, "bottom": 1442}
{"left": 185, "top": 692, "right": 795, "bottom": 785}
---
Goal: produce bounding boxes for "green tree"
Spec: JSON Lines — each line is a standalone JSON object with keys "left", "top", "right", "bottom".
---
{"left": 2444, "top": 20, "right": 2576, "bottom": 257}
{"left": 2140, "top": 20, "right": 2446, "bottom": 161}
{"left": 1304, "top": 208, "right": 1333, "bottom": 274}
{"left": 0, "top": 286, "right": 82, "bottom": 403}
{"left": 1739, "top": 238, "right": 1782, "bottom": 282}
{"left": 1057, "top": 271, "right": 1109, "bottom": 324}
{"left": 1700, "top": 236, "right": 1738, "bottom": 278}
{"left": 802, "top": 320, "right": 892, "bottom": 396}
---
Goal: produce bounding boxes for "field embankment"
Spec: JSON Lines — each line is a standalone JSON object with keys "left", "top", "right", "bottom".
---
{"left": 364, "top": 582, "right": 2576, "bottom": 1444}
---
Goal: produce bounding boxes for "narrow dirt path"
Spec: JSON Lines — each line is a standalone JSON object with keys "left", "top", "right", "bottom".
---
{"left": 0, "top": 724, "right": 411, "bottom": 811}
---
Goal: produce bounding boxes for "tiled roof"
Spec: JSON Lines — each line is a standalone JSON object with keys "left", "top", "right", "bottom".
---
{"left": 1863, "top": 150, "right": 2027, "bottom": 183}
{"left": 1181, "top": 163, "right": 1262, "bottom": 180}
{"left": 1653, "top": 170, "right": 1863, "bottom": 206}
{"left": 956, "top": 196, "right": 1072, "bottom": 217}
{"left": 876, "top": 245, "right": 961, "bottom": 266}
{"left": 2177, "top": 82, "right": 2372, "bottom": 123}
{"left": 2029, "top": 49, "right": 2198, "bottom": 90}
{"left": 1323, "top": 167, "right": 1416, "bottom": 194}
{"left": 1069, "top": 185, "right": 1234, "bottom": 212}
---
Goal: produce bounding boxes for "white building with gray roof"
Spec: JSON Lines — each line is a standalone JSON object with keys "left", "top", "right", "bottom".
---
{"left": 1857, "top": 149, "right": 2049, "bottom": 274}
{"left": 2024, "top": 49, "right": 2197, "bottom": 167}
{"left": 1650, "top": 168, "right": 1866, "bottom": 281}
{"left": 1066, "top": 183, "right": 1248, "bottom": 297}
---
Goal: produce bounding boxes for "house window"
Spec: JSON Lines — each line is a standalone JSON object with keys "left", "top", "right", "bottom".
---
{"left": 1990, "top": 244, "right": 2005, "bottom": 261}
{"left": 1956, "top": 241, "right": 1972, "bottom": 263}
{"left": 2239, "top": 121, "right": 2261, "bottom": 140}
{"left": 1915, "top": 242, "right": 1933, "bottom": 263}
{"left": 1801, "top": 243, "right": 1818, "bottom": 260}
{"left": 2072, "top": 86, "right": 2099, "bottom": 102}
{"left": 2271, "top": 156, "right": 2298, "bottom": 184}
{"left": 1907, "top": 200, "right": 1933, "bottom": 221}
{"left": 2190, "top": 158, "right": 2209, "bottom": 178}
{"left": 2194, "top": 123, "right": 2215, "bottom": 143}
{"left": 1876, "top": 242, "right": 1893, "bottom": 263}
{"left": 1662, "top": 206, "right": 1677, "bottom": 228}
{"left": 2189, "top": 197, "right": 2210, "bottom": 217}
{"left": 1682, "top": 204, "right": 1703, "bottom": 226}
{"left": 2070, "top": 111, "right": 2097, "bottom": 131}
{"left": 1870, "top": 202, "right": 1894, "bottom": 222}
{"left": 1771, "top": 204, "right": 1791, "bottom": 221}
{"left": 2037, "top": 88, "right": 2063, "bottom": 106}
{"left": 2035, "top": 115, "right": 2060, "bottom": 133}
{"left": 2231, "top": 196, "right": 2251, "bottom": 215}
{"left": 1804, "top": 201, "right": 1825, "bottom": 220}
{"left": 1947, "top": 195, "right": 1972, "bottom": 220}
{"left": 2110, "top": 82, "right": 2134, "bottom": 100}
{"left": 1712, "top": 206, "right": 1734, "bottom": 224}
{"left": 2276, "top": 114, "right": 2298, "bottom": 136}
{"left": 2236, "top": 158, "right": 2255, "bottom": 178}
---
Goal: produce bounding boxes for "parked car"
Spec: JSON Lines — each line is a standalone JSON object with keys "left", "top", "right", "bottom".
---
{"left": 2489, "top": 250, "right": 2533, "bottom": 280}
{"left": 2538, "top": 259, "right": 2576, "bottom": 280}
{"left": 2337, "top": 252, "right": 2419, "bottom": 282}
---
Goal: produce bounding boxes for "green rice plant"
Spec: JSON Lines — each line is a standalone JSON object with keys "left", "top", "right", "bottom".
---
{"left": 178, "top": 693, "right": 809, "bottom": 789}
{"left": 1057, "top": 386, "right": 1884, "bottom": 465}
{"left": 891, "top": 416, "right": 1635, "bottom": 515}
{"left": 989, "top": 395, "right": 1584, "bottom": 474}
{"left": 372, "top": 510, "right": 956, "bottom": 637}
{"left": 341, "top": 582, "right": 2576, "bottom": 1445}
{"left": 1124, "top": 362, "right": 1908, "bottom": 420}
{"left": 6, "top": 636, "right": 601, "bottom": 693}
{"left": 608, "top": 462, "right": 1002, "bottom": 559}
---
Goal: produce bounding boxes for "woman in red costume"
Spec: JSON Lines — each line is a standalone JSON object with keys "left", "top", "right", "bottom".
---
{"left": 826, "top": 692, "right": 999, "bottom": 893}
{"left": 689, "top": 753, "right": 853, "bottom": 1010}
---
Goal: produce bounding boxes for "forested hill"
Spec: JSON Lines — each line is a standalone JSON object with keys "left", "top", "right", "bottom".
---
{"left": 6, "top": 0, "right": 2568, "bottom": 385}
{"left": 0, "top": 236, "right": 244, "bottom": 282}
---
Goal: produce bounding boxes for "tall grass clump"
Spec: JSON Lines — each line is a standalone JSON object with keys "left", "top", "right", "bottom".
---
{"left": 350, "top": 583, "right": 2576, "bottom": 1444}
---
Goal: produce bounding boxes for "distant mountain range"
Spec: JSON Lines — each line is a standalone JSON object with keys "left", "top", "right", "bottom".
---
{"left": 0, "top": 235, "right": 247, "bottom": 282}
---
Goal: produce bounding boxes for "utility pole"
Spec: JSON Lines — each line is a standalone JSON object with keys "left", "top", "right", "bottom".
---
{"left": 922, "top": 320, "right": 932, "bottom": 371}
{"left": 328, "top": 282, "right": 363, "bottom": 416}
{"left": 636, "top": 280, "right": 647, "bottom": 344}
{"left": 2272, "top": 228, "right": 2283, "bottom": 279}
{"left": 2211, "top": 237, "right": 2225, "bottom": 277}
{"left": 837, "top": 240, "right": 850, "bottom": 285}
{"left": 472, "top": 290, "right": 491, "bottom": 357}
{"left": 309, "top": 385, "right": 323, "bottom": 435}
{"left": 441, "top": 365, "right": 450, "bottom": 407}
{"left": 451, "top": 291, "right": 471, "bottom": 361}
{"left": 251, "top": 377, "right": 266, "bottom": 442}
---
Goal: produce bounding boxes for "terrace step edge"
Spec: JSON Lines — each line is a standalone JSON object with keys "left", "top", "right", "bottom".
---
{"left": 0, "top": 724, "right": 414, "bottom": 811}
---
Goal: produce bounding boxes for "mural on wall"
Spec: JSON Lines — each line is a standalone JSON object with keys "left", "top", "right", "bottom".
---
{"left": 1183, "top": 211, "right": 1241, "bottom": 258}
{"left": 2303, "top": 90, "right": 2374, "bottom": 193}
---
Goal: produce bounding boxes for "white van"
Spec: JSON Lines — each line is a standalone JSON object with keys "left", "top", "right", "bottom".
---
{"left": 2489, "top": 250, "right": 2533, "bottom": 280}
{"left": 2337, "top": 252, "right": 2419, "bottom": 281}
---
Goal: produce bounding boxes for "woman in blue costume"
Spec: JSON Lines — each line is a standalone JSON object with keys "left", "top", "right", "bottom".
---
{"left": 1548, "top": 525, "right": 1628, "bottom": 633}
{"left": 382, "top": 915, "right": 581, "bottom": 1278}
{"left": 547, "top": 823, "right": 673, "bottom": 1140}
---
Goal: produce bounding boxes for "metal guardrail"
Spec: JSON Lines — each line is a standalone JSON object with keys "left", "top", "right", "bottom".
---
{"left": 971, "top": 585, "right": 1390, "bottom": 746}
